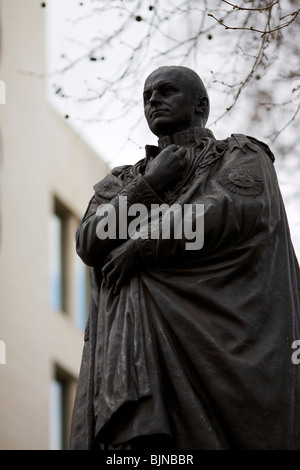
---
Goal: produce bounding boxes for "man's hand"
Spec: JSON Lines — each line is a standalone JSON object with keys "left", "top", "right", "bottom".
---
{"left": 102, "top": 239, "right": 140, "bottom": 295}
{"left": 144, "top": 144, "right": 187, "bottom": 194}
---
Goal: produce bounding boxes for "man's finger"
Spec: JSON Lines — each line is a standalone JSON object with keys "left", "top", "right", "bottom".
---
{"left": 175, "top": 146, "right": 187, "bottom": 157}
{"left": 167, "top": 144, "right": 180, "bottom": 152}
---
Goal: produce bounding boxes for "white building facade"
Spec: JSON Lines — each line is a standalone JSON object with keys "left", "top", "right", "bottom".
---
{"left": 0, "top": 0, "right": 108, "bottom": 449}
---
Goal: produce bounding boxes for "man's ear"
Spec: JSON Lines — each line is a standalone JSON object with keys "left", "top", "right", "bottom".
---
{"left": 195, "top": 96, "right": 208, "bottom": 115}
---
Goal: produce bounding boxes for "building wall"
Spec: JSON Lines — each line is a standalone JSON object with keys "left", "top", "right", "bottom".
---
{"left": 0, "top": 0, "right": 108, "bottom": 449}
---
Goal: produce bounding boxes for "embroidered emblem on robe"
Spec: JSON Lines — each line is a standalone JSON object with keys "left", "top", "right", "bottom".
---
{"left": 217, "top": 165, "right": 264, "bottom": 197}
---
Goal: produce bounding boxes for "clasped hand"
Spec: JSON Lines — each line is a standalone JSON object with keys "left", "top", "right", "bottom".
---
{"left": 102, "top": 145, "right": 187, "bottom": 294}
{"left": 102, "top": 239, "right": 140, "bottom": 295}
{"left": 144, "top": 144, "right": 187, "bottom": 194}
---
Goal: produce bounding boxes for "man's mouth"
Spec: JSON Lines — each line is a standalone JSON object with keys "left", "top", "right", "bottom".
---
{"left": 150, "top": 109, "right": 169, "bottom": 118}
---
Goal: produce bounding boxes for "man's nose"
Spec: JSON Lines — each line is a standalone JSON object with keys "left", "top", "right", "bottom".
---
{"left": 149, "top": 90, "right": 163, "bottom": 105}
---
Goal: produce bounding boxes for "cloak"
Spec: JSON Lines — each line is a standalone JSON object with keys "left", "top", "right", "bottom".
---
{"left": 69, "top": 128, "right": 300, "bottom": 450}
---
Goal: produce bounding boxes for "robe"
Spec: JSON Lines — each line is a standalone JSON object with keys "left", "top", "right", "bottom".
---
{"left": 69, "top": 128, "right": 300, "bottom": 450}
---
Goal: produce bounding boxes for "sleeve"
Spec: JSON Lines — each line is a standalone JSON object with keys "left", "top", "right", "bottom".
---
{"left": 76, "top": 165, "right": 163, "bottom": 267}
{"left": 135, "top": 136, "right": 282, "bottom": 270}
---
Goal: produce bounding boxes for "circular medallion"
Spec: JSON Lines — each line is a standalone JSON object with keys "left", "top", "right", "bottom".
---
{"left": 97, "top": 177, "right": 124, "bottom": 199}
{"left": 217, "top": 165, "right": 264, "bottom": 197}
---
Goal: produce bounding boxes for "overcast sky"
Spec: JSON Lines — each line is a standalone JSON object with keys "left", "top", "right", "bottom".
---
{"left": 45, "top": 0, "right": 300, "bottom": 258}
{"left": 45, "top": 0, "right": 255, "bottom": 167}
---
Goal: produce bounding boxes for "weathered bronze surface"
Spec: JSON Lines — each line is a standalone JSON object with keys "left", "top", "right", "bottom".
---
{"left": 69, "top": 66, "right": 300, "bottom": 450}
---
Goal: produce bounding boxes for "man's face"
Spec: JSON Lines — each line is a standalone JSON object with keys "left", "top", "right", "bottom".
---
{"left": 143, "top": 68, "right": 197, "bottom": 138}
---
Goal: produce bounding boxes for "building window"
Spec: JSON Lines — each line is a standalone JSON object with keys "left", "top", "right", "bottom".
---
{"left": 49, "top": 200, "right": 68, "bottom": 312}
{"left": 49, "top": 366, "right": 76, "bottom": 450}
{"left": 49, "top": 197, "right": 89, "bottom": 329}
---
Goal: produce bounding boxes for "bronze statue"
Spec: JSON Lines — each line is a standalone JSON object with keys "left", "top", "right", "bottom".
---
{"left": 69, "top": 66, "right": 300, "bottom": 450}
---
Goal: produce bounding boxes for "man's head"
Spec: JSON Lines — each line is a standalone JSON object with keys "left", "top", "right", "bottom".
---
{"left": 143, "top": 65, "right": 210, "bottom": 138}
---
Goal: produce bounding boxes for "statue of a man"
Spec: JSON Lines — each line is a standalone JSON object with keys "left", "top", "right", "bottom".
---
{"left": 69, "top": 66, "right": 300, "bottom": 450}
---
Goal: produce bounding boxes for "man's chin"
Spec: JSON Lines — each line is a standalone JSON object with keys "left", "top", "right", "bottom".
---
{"left": 149, "top": 118, "right": 176, "bottom": 137}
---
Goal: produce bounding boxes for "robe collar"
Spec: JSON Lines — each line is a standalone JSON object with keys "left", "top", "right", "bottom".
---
{"left": 145, "top": 127, "right": 215, "bottom": 161}
{"left": 158, "top": 126, "right": 215, "bottom": 150}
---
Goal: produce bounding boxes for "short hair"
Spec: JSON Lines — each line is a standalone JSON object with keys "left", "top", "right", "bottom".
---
{"left": 146, "top": 65, "right": 210, "bottom": 126}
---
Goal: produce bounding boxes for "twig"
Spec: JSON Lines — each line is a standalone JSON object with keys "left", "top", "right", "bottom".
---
{"left": 221, "top": 0, "right": 279, "bottom": 12}
{"left": 269, "top": 102, "right": 300, "bottom": 142}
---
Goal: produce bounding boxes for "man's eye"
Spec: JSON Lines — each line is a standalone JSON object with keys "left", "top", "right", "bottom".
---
{"left": 161, "top": 86, "right": 176, "bottom": 95}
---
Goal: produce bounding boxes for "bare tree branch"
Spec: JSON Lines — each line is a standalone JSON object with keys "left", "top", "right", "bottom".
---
{"left": 221, "top": 0, "right": 280, "bottom": 12}
{"left": 46, "top": 0, "right": 300, "bottom": 158}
